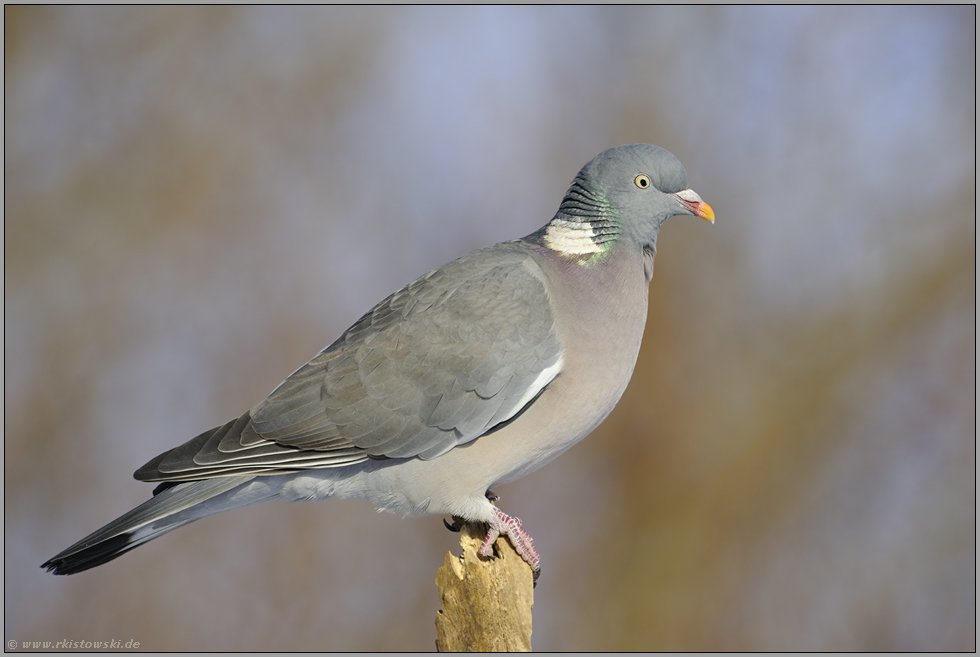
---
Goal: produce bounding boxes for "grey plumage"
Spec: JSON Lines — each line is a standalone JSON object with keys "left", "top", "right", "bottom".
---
{"left": 42, "top": 144, "right": 713, "bottom": 577}
{"left": 42, "top": 478, "right": 269, "bottom": 573}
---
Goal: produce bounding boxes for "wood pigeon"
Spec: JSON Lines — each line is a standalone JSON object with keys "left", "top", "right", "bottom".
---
{"left": 42, "top": 144, "right": 714, "bottom": 579}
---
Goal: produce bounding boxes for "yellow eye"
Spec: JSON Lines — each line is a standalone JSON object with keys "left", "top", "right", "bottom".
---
{"left": 634, "top": 174, "right": 651, "bottom": 189}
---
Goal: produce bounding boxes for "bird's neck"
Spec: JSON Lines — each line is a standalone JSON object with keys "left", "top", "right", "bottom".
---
{"left": 524, "top": 219, "right": 638, "bottom": 274}
{"left": 539, "top": 210, "right": 623, "bottom": 260}
{"left": 538, "top": 176, "right": 624, "bottom": 260}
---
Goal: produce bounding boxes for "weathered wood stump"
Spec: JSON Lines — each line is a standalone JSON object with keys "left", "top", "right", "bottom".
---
{"left": 434, "top": 521, "right": 534, "bottom": 652}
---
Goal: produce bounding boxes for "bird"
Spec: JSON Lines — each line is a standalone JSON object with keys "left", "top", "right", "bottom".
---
{"left": 41, "top": 143, "right": 714, "bottom": 579}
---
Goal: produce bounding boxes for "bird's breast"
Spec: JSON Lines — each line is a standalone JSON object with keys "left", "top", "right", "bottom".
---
{"left": 467, "top": 245, "right": 652, "bottom": 487}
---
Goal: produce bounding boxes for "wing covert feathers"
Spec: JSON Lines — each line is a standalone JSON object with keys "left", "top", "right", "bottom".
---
{"left": 135, "top": 244, "right": 562, "bottom": 483}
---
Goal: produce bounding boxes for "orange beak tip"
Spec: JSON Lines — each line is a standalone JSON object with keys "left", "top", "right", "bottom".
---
{"left": 699, "top": 201, "right": 715, "bottom": 224}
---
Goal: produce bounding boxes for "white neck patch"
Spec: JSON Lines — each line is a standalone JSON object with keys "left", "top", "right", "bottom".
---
{"left": 543, "top": 218, "right": 602, "bottom": 255}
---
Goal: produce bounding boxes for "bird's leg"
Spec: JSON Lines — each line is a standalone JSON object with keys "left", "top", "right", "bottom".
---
{"left": 478, "top": 506, "right": 541, "bottom": 581}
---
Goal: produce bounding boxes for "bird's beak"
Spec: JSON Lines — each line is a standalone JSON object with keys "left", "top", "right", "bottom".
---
{"left": 671, "top": 189, "right": 715, "bottom": 224}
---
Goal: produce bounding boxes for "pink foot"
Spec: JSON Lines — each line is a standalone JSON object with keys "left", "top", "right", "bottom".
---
{"left": 478, "top": 506, "right": 541, "bottom": 580}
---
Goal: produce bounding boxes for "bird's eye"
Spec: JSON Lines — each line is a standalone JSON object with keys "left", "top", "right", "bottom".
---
{"left": 634, "top": 174, "right": 651, "bottom": 189}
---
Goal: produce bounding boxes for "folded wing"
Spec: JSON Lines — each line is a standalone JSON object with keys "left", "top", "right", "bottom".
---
{"left": 136, "top": 244, "right": 563, "bottom": 482}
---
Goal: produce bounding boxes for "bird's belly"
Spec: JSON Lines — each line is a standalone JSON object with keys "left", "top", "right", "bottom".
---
{"left": 475, "top": 334, "right": 643, "bottom": 487}
{"left": 275, "top": 352, "right": 638, "bottom": 521}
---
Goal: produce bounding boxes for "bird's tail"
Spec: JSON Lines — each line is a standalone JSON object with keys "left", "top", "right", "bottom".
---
{"left": 41, "top": 476, "right": 275, "bottom": 575}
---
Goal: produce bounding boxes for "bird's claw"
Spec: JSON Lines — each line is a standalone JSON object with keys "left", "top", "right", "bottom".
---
{"left": 443, "top": 515, "right": 465, "bottom": 533}
{"left": 478, "top": 506, "right": 541, "bottom": 582}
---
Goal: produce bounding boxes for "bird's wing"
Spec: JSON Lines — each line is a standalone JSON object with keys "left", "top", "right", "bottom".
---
{"left": 135, "top": 243, "right": 563, "bottom": 482}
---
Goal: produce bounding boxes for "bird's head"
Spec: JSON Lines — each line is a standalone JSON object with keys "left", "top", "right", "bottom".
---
{"left": 543, "top": 144, "right": 713, "bottom": 258}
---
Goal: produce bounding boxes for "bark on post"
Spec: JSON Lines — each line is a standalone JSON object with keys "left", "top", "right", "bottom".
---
{"left": 434, "top": 521, "right": 534, "bottom": 652}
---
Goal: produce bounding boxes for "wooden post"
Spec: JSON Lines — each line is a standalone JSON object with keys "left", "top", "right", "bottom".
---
{"left": 434, "top": 521, "right": 534, "bottom": 652}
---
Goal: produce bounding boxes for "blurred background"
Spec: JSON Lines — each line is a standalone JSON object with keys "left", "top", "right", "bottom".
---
{"left": 5, "top": 6, "right": 975, "bottom": 651}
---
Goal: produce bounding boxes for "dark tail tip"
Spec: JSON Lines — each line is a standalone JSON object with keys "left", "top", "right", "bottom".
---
{"left": 41, "top": 533, "right": 135, "bottom": 576}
